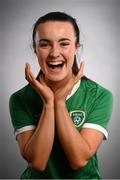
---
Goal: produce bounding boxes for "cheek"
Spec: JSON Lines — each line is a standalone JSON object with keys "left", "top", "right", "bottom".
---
{"left": 35, "top": 49, "right": 46, "bottom": 69}
{"left": 36, "top": 49, "right": 48, "bottom": 63}
{"left": 65, "top": 47, "right": 76, "bottom": 62}
{"left": 66, "top": 45, "right": 76, "bottom": 56}
{"left": 66, "top": 48, "right": 77, "bottom": 70}
{"left": 36, "top": 48, "right": 46, "bottom": 58}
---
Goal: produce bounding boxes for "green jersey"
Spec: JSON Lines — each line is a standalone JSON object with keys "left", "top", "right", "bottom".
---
{"left": 9, "top": 76, "right": 113, "bottom": 179}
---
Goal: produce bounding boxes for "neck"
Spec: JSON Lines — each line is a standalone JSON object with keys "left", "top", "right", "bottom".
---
{"left": 45, "top": 73, "right": 73, "bottom": 92}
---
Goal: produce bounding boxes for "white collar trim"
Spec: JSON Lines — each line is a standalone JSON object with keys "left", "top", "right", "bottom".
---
{"left": 66, "top": 80, "right": 81, "bottom": 100}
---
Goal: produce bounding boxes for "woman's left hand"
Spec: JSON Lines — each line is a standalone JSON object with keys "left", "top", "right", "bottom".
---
{"left": 54, "top": 61, "right": 84, "bottom": 103}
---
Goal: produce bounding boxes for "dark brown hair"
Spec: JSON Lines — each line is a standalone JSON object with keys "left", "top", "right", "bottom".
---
{"left": 32, "top": 11, "right": 80, "bottom": 75}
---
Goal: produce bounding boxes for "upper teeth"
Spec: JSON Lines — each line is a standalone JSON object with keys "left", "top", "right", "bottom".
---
{"left": 48, "top": 61, "right": 63, "bottom": 65}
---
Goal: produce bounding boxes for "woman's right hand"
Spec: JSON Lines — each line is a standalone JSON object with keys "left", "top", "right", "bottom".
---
{"left": 25, "top": 63, "right": 54, "bottom": 104}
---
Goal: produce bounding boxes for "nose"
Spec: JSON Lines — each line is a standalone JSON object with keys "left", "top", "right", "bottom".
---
{"left": 49, "top": 44, "right": 60, "bottom": 58}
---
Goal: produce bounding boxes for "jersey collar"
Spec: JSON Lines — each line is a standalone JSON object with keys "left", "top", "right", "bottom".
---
{"left": 66, "top": 80, "right": 81, "bottom": 100}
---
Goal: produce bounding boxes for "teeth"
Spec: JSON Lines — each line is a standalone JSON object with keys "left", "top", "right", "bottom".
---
{"left": 48, "top": 61, "right": 64, "bottom": 66}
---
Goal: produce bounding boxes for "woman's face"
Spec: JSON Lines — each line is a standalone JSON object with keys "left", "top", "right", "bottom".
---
{"left": 34, "top": 21, "right": 79, "bottom": 82}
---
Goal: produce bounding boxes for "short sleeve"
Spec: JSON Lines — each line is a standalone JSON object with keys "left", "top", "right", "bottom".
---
{"left": 82, "top": 88, "right": 113, "bottom": 139}
{"left": 9, "top": 93, "right": 36, "bottom": 137}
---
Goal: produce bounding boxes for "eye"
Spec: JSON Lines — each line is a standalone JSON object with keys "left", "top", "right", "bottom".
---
{"left": 39, "top": 43, "right": 50, "bottom": 48}
{"left": 60, "top": 42, "right": 70, "bottom": 47}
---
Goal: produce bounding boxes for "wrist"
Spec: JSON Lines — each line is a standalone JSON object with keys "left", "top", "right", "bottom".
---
{"left": 44, "top": 100, "right": 54, "bottom": 109}
{"left": 54, "top": 100, "right": 66, "bottom": 108}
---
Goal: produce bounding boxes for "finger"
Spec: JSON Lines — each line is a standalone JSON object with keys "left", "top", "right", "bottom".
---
{"left": 25, "top": 63, "right": 31, "bottom": 74}
{"left": 74, "top": 61, "right": 85, "bottom": 83}
{"left": 25, "top": 63, "right": 37, "bottom": 85}
{"left": 25, "top": 63, "right": 46, "bottom": 97}
{"left": 78, "top": 61, "right": 84, "bottom": 77}
{"left": 25, "top": 63, "right": 31, "bottom": 80}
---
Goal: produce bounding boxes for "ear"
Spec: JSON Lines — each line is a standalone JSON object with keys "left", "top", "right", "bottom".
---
{"left": 75, "top": 43, "right": 80, "bottom": 54}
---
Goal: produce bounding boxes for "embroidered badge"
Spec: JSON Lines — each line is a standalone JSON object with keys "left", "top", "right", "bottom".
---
{"left": 70, "top": 110, "right": 85, "bottom": 127}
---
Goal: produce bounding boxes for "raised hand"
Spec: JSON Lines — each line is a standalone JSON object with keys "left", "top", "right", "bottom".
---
{"left": 54, "top": 61, "right": 84, "bottom": 103}
{"left": 25, "top": 63, "right": 54, "bottom": 104}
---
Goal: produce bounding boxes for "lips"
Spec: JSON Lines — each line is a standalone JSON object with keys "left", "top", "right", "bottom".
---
{"left": 47, "top": 61, "right": 65, "bottom": 69}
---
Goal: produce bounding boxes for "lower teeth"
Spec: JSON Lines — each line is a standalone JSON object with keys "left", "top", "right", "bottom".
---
{"left": 49, "top": 64, "right": 64, "bottom": 69}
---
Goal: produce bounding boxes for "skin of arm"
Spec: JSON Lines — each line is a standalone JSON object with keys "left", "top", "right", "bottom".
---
{"left": 54, "top": 101, "right": 104, "bottom": 170}
{"left": 54, "top": 62, "right": 104, "bottom": 170}
{"left": 17, "top": 64, "right": 55, "bottom": 171}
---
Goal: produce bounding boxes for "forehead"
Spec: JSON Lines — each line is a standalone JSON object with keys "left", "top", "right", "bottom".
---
{"left": 36, "top": 21, "right": 76, "bottom": 40}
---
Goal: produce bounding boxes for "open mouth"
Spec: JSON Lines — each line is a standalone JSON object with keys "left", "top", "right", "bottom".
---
{"left": 47, "top": 61, "right": 65, "bottom": 69}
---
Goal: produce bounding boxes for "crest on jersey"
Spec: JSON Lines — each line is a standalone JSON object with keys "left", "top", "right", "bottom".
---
{"left": 70, "top": 110, "right": 85, "bottom": 127}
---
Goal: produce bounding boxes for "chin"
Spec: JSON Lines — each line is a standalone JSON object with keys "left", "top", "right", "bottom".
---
{"left": 46, "top": 74, "right": 67, "bottom": 82}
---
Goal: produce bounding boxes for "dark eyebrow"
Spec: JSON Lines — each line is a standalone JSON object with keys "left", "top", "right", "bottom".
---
{"left": 59, "top": 38, "right": 71, "bottom": 42}
{"left": 39, "top": 38, "right": 71, "bottom": 43}
{"left": 39, "top": 39, "right": 50, "bottom": 43}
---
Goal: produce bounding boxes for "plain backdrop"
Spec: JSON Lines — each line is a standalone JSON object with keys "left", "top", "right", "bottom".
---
{"left": 0, "top": 0, "right": 120, "bottom": 179}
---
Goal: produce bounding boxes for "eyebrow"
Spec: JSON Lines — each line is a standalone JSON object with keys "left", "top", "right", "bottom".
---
{"left": 39, "top": 38, "right": 71, "bottom": 43}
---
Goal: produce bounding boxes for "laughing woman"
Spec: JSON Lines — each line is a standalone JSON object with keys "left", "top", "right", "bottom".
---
{"left": 9, "top": 12, "right": 113, "bottom": 179}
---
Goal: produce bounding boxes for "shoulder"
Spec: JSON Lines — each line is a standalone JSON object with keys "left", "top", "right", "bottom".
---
{"left": 9, "top": 83, "right": 43, "bottom": 114}
{"left": 9, "top": 84, "right": 39, "bottom": 107}
{"left": 10, "top": 84, "right": 31, "bottom": 102}
{"left": 81, "top": 76, "right": 113, "bottom": 101}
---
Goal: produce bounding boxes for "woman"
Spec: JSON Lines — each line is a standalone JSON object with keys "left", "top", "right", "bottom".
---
{"left": 9, "top": 12, "right": 113, "bottom": 179}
